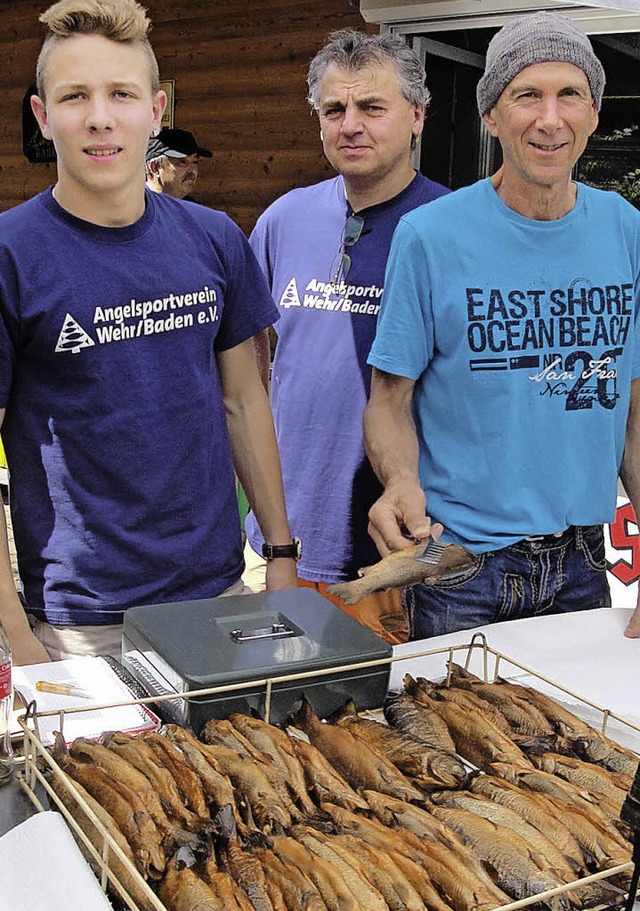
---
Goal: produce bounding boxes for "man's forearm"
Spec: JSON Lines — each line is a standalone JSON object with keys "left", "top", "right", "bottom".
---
{"left": 219, "top": 339, "right": 296, "bottom": 590}
{"left": 253, "top": 329, "right": 272, "bottom": 395}
{"left": 364, "top": 387, "right": 421, "bottom": 490}
{"left": 226, "top": 394, "right": 292, "bottom": 546}
{"left": 363, "top": 369, "right": 430, "bottom": 553}
{"left": 226, "top": 392, "right": 297, "bottom": 591}
{"left": 0, "top": 512, "right": 50, "bottom": 664}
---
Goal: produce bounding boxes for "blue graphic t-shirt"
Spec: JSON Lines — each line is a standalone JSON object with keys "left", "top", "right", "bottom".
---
{"left": 369, "top": 178, "right": 640, "bottom": 553}
{"left": 0, "top": 189, "right": 279, "bottom": 623}
{"left": 245, "top": 173, "right": 449, "bottom": 582}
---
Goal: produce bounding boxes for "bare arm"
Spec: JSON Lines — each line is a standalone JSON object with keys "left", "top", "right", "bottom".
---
{"left": 0, "top": 410, "right": 50, "bottom": 665}
{"left": 217, "top": 339, "right": 297, "bottom": 590}
{"left": 363, "top": 368, "right": 438, "bottom": 556}
{"left": 619, "top": 378, "right": 640, "bottom": 638}
{"left": 253, "top": 328, "right": 272, "bottom": 394}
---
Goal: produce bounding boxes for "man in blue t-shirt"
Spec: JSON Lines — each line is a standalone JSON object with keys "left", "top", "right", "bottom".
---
{"left": 365, "top": 13, "right": 640, "bottom": 640}
{"left": 241, "top": 30, "right": 448, "bottom": 643}
{"left": 0, "top": 0, "right": 297, "bottom": 665}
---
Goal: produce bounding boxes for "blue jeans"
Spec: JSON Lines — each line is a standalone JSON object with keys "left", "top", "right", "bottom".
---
{"left": 407, "top": 525, "right": 611, "bottom": 640}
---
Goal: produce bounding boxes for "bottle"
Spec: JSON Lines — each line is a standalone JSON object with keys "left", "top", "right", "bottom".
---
{"left": 0, "top": 617, "right": 13, "bottom": 784}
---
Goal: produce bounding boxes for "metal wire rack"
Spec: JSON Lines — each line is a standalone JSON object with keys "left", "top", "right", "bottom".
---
{"left": 14, "top": 634, "right": 640, "bottom": 911}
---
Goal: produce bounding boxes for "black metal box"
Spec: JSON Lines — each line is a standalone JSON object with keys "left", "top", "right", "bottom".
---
{"left": 121, "top": 588, "right": 391, "bottom": 733}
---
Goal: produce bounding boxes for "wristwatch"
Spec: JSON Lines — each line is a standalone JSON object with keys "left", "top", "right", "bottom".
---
{"left": 262, "top": 537, "right": 302, "bottom": 562}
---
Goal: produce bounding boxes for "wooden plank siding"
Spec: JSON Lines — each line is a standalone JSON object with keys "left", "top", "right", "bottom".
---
{"left": 0, "top": 0, "right": 370, "bottom": 234}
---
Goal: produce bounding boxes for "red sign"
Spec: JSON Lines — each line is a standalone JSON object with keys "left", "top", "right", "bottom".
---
{"left": 608, "top": 501, "right": 640, "bottom": 586}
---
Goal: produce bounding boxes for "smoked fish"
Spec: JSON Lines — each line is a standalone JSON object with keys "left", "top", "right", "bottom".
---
{"left": 415, "top": 677, "right": 515, "bottom": 737}
{"left": 270, "top": 833, "right": 363, "bottom": 911}
{"left": 69, "top": 736, "right": 200, "bottom": 851}
{"left": 158, "top": 853, "right": 224, "bottom": 911}
{"left": 102, "top": 730, "right": 210, "bottom": 832}
{"left": 52, "top": 732, "right": 165, "bottom": 880}
{"left": 429, "top": 805, "right": 577, "bottom": 911}
{"left": 289, "top": 736, "right": 369, "bottom": 811}
{"left": 290, "top": 825, "right": 389, "bottom": 911}
{"left": 291, "top": 696, "right": 424, "bottom": 801}
{"left": 530, "top": 751, "right": 630, "bottom": 809}
{"left": 140, "top": 732, "right": 210, "bottom": 818}
{"left": 405, "top": 674, "right": 534, "bottom": 771}
{"left": 449, "top": 665, "right": 639, "bottom": 775}
{"left": 326, "top": 542, "right": 476, "bottom": 606}
{"left": 383, "top": 689, "right": 457, "bottom": 753}
{"left": 253, "top": 846, "right": 328, "bottom": 911}
{"left": 363, "top": 790, "right": 512, "bottom": 911}
{"left": 330, "top": 698, "right": 468, "bottom": 790}
{"left": 228, "top": 713, "right": 317, "bottom": 815}
{"left": 469, "top": 774, "right": 586, "bottom": 872}
{"left": 48, "top": 768, "right": 159, "bottom": 911}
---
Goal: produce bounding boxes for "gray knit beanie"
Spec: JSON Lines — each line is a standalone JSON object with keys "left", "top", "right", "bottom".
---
{"left": 476, "top": 12, "right": 605, "bottom": 115}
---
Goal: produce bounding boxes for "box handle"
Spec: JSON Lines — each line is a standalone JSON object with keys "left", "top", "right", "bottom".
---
{"left": 230, "top": 622, "right": 296, "bottom": 643}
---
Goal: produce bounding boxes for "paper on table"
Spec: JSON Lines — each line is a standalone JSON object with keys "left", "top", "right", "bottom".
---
{"left": 12, "top": 655, "right": 159, "bottom": 746}
{"left": 0, "top": 811, "right": 113, "bottom": 910}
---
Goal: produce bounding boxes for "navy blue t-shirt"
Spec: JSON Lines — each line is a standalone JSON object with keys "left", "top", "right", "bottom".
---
{"left": 0, "top": 189, "right": 278, "bottom": 624}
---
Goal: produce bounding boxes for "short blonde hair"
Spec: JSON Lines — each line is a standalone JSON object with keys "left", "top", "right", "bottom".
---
{"left": 36, "top": 0, "right": 160, "bottom": 100}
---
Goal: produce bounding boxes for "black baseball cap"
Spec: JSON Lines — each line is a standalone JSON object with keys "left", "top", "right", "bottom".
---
{"left": 146, "top": 128, "right": 213, "bottom": 161}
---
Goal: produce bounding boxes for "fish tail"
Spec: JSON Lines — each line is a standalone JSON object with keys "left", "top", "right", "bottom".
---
{"left": 212, "top": 802, "right": 239, "bottom": 839}
{"left": 327, "top": 698, "right": 358, "bottom": 723}
{"left": 446, "top": 661, "right": 483, "bottom": 684}
{"left": 288, "top": 695, "right": 316, "bottom": 732}
{"left": 51, "top": 731, "right": 69, "bottom": 765}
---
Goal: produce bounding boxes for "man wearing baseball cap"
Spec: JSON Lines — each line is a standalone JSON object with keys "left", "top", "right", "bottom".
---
{"left": 146, "top": 127, "right": 212, "bottom": 200}
{"left": 364, "top": 13, "right": 640, "bottom": 640}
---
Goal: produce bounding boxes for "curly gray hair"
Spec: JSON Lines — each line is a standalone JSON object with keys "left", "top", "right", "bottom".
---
{"left": 307, "top": 29, "right": 431, "bottom": 111}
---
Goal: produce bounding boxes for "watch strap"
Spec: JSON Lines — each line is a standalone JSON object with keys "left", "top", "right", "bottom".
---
{"left": 262, "top": 538, "right": 302, "bottom": 561}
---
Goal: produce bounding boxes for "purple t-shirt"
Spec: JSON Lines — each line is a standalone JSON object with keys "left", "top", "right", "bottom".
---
{"left": 0, "top": 189, "right": 278, "bottom": 624}
{"left": 246, "top": 173, "right": 449, "bottom": 582}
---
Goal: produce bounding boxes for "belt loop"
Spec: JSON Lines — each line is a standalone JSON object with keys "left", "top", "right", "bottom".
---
{"left": 525, "top": 527, "right": 570, "bottom": 544}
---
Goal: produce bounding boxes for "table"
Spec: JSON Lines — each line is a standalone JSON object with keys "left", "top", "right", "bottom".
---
{"left": 2, "top": 607, "right": 639, "bottom": 909}
{"left": 0, "top": 772, "right": 39, "bottom": 837}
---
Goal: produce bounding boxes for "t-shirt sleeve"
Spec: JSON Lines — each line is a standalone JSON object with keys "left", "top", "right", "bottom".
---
{"left": 367, "top": 216, "right": 435, "bottom": 380}
{"left": 248, "top": 210, "right": 273, "bottom": 285}
{"left": 214, "top": 217, "right": 279, "bottom": 351}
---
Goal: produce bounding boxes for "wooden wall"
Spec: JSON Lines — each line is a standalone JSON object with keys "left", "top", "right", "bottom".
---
{"left": 0, "top": 0, "right": 369, "bottom": 234}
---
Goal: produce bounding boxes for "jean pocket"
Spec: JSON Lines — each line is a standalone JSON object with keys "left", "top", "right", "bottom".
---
{"left": 424, "top": 552, "right": 486, "bottom": 590}
{"left": 576, "top": 525, "right": 606, "bottom": 572}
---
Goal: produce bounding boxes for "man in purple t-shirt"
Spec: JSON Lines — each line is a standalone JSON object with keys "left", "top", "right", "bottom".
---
{"left": 242, "top": 30, "right": 448, "bottom": 643}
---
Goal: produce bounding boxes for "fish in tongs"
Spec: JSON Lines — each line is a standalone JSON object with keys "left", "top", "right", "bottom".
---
{"left": 326, "top": 539, "right": 476, "bottom": 606}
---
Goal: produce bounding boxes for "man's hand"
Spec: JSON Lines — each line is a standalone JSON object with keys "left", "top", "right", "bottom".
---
{"left": 624, "top": 594, "right": 640, "bottom": 638}
{"left": 367, "top": 477, "right": 441, "bottom": 556}
{"left": 265, "top": 558, "right": 298, "bottom": 591}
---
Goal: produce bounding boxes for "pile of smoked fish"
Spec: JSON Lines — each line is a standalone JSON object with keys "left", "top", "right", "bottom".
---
{"left": 47, "top": 662, "right": 638, "bottom": 911}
